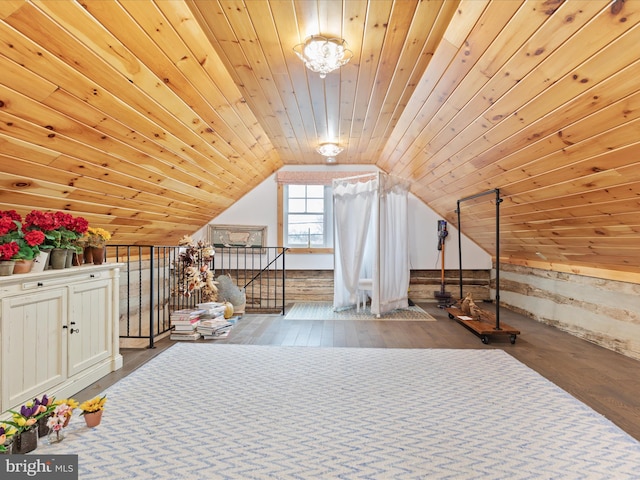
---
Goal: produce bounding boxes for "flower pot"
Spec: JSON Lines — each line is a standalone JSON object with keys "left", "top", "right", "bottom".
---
{"left": 31, "top": 251, "right": 49, "bottom": 273}
{"left": 83, "top": 246, "right": 93, "bottom": 264}
{"left": 83, "top": 410, "right": 103, "bottom": 428}
{"left": 47, "top": 429, "right": 65, "bottom": 445}
{"left": 65, "top": 248, "right": 75, "bottom": 268}
{"left": 13, "top": 259, "right": 34, "bottom": 274}
{"left": 50, "top": 248, "right": 68, "bottom": 270}
{"left": 0, "top": 260, "right": 15, "bottom": 276}
{"left": 37, "top": 414, "right": 51, "bottom": 437}
{"left": 1, "top": 439, "right": 13, "bottom": 455}
{"left": 13, "top": 427, "right": 38, "bottom": 454}
{"left": 91, "top": 247, "right": 105, "bottom": 265}
{"left": 73, "top": 251, "right": 84, "bottom": 266}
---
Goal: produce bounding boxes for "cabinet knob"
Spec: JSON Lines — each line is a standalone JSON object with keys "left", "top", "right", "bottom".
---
{"left": 37, "top": 282, "right": 44, "bottom": 287}
{"left": 70, "top": 328, "right": 79, "bottom": 334}
{"left": 90, "top": 274, "right": 96, "bottom": 278}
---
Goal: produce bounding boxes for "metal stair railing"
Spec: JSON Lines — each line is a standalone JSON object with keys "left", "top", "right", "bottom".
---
{"left": 108, "top": 245, "right": 287, "bottom": 348}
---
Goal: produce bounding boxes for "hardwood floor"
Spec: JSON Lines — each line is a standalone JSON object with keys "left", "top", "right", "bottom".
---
{"left": 78, "top": 302, "right": 640, "bottom": 442}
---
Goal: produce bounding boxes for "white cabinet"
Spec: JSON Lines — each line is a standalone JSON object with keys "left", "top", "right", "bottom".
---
{"left": 0, "top": 265, "right": 123, "bottom": 414}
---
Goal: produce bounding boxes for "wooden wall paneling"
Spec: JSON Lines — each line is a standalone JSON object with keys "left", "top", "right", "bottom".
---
{"left": 155, "top": 1, "right": 277, "bottom": 165}
{"left": 37, "top": 0, "right": 257, "bottom": 187}
{"left": 406, "top": 2, "right": 603, "bottom": 193}
{"left": 0, "top": 187, "right": 207, "bottom": 235}
{"left": 0, "top": 105, "right": 231, "bottom": 210}
{"left": 190, "top": 0, "right": 301, "bottom": 160}
{"left": 0, "top": 132, "right": 60, "bottom": 166}
{"left": 244, "top": 0, "right": 311, "bottom": 161}
{"left": 369, "top": 0, "right": 454, "bottom": 147}
{"left": 394, "top": 0, "right": 526, "bottom": 180}
{"left": 270, "top": 1, "right": 323, "bottom": 162}
{"left": 0, "top": 1, "right": 25, "bottom": 20}
{"left": 307, "top": 0, "right": 342, "bottom": 148}
{"left": 116, "top": 0, "right": 273, "bottom": 171}
{"left": 348, "top": 1, "right": 393, "bottom": 152}
{"left": 409, "top": 1, "right": 610, "bottom": 188}
{"left": 355, "top": 0, "right": 417, "bottom": 159}
{"left": 0, "top": 155, "right": 219, "bottom": 221}
{"left": 394, "top": 0, "right": 558, "bottom": 181}
{"left": 378, "top": 0, "right": 488, "bottom": 171}
{"left": 49, "top": 154, "right": 235, "bottom": 212}
{"left": 0, "top": 53, "right": 57, "bottom": 101}
{"left": 338, "top": 0, "right": 368, "bottom": 162}
{"left": 155, "top": 2, "right": 279, "bottom": 163}
{"left": 0, "top": 83, "right": 241, "bottom": 199}
{"left": 427, "top": 61, "right": 640, "bottom": 201}
{"left": 0, "top": 6, "right": 244, "bottom": 197}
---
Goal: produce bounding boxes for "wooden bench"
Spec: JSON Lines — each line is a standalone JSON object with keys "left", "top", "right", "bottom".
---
{"left": 445, "top": 306, "right": 520, "bottom": 344}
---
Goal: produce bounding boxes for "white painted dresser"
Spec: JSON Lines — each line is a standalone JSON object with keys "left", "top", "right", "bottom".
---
{"left": 0, "top": 264, "right": 123, "bottom": 415}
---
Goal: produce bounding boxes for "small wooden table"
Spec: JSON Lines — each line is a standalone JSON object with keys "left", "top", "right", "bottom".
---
{"left": 445, "top": 306, "right": 520, "bottom": 344}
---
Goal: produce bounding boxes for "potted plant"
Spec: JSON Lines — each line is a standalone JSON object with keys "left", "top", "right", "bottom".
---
{"left": 45, "top": 399, "right": 77, "bottom": 444}
{"left": 5, "top": 400, "right": 46, "bottom": 454}
{"left": 79, "top": 395, "right": 107, "bottom": 427}
{"left": 23, "top": 210, "right": 89, "bottom": 269}
{"left": 0, "top": 210, "right": 46, "bottom": 274}
{"left": 0, "top": 424, "right": 18, "bottom": 454}
{"left": 86, "top": 227, "right": 112, "bottom": 265}
{"left": 0, "top": 241, "right": 19, "bottom": 276}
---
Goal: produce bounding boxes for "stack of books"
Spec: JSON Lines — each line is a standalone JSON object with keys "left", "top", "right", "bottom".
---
{"left": 197, "top": 302, "right": 228, "bottom": 319}
{"left": 197, "top": 317, "right": 234, "bottom": 340}
{"left": 170, "top": 308, "right": 206, "bottom": 341}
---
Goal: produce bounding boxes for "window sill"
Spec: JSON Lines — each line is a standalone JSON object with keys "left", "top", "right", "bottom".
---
{"left": 287, "top": 248, "right": 334, "bottom": 254}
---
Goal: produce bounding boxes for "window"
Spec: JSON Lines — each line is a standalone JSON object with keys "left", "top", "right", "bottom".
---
{"left": 282, "top": 184, "right": 333, "bottom": 250}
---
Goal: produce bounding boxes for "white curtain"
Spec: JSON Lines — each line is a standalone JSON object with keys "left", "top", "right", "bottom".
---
{"left": 333, "top": 173, "right": 410, "bottom": 315}
{"left": 377, "top": 175, "right": 410, "bottom": 313}
{"left": 332, "top": 178, "right": 377, "bottom": 309}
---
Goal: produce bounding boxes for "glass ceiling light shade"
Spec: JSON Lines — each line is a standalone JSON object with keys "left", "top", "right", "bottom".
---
{"left": 293, "top": 35, "right": 353, "bottom": 78}
{"left": 316, "top": 142, "right": 344, "bottom": 157}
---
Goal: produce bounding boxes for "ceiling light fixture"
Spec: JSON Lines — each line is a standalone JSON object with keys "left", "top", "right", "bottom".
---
{"left": 293, "top": 35, "right": 353, "bottom": 78}
{"left": 316, "top": 142, "right": 344, "bottom": 158}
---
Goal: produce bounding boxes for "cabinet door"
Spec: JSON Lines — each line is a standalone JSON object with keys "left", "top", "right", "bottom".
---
{"left": 68, "top": 279, "right": 112, "bottom": 377}
{"left": 1, "top": 289, "right": 67, "bottom": 410}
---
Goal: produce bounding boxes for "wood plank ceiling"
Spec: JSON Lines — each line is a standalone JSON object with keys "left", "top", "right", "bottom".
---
{"left": 0, "top": 0, "right": 638, "bottom": 281}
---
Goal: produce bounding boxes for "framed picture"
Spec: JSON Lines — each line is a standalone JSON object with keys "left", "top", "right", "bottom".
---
{"left": 208, "top": 224, "right": 267, "bottom": 249}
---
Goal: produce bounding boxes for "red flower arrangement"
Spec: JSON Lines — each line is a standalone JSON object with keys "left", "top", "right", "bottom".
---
{"left": 0, "top": 210, "right": 47, "bottom": 261}
{"left": 23, "top": 210, "right": 89, "bottom": 251}
{"left": 0, "top": 242, "right": 19, "bottom": 261}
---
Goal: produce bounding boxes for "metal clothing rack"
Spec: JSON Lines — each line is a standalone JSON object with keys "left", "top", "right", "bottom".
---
{"left": 456, "top": 188, "right": 503, "bottom": 331}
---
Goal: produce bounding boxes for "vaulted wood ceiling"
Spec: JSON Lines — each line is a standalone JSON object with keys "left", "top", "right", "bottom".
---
{"left": 0, "top": 0, "right": 638, "bottom": 281}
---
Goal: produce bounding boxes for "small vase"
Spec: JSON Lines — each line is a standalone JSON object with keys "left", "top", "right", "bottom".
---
{"left": 1, "top": 439, "right": 13, "bottom": 455}
{"left": 65, "top": 248, "right": 75, "bottom": 268}
{"left": 13, "top": 427, "right": 38, "bottom": 454}
{"left": 37, "top": 414, "right": 51, "bottom": 437}
{"left": 47, "top": 429, "right": 64, "bottom": 444}
{"left": 0, "top": 260, "right": 15, "bottom": 276}
{"left": 32, "top": 251, "right": 49, "bottom": 273}
{"left": 91, "top": 246, "right": 105, "bottom": 265}
{"left": 83, "top": 410, "right": 103, "bottom": 428}
{"left": 50, "top": 248, "right": 68, "bottom": 270}
{"left": 84, "top": 246, "right": 93, "bottom": 264}
{"left": 13, "top": 259, "right": 34, "bottom": 274}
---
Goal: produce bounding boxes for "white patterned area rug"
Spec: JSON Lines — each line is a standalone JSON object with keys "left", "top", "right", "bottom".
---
{"left": 284, "top": 301, "right": 436, "bottom": 320}
{"left": 39, "top": 344, "right": 640, "bottom": 480}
